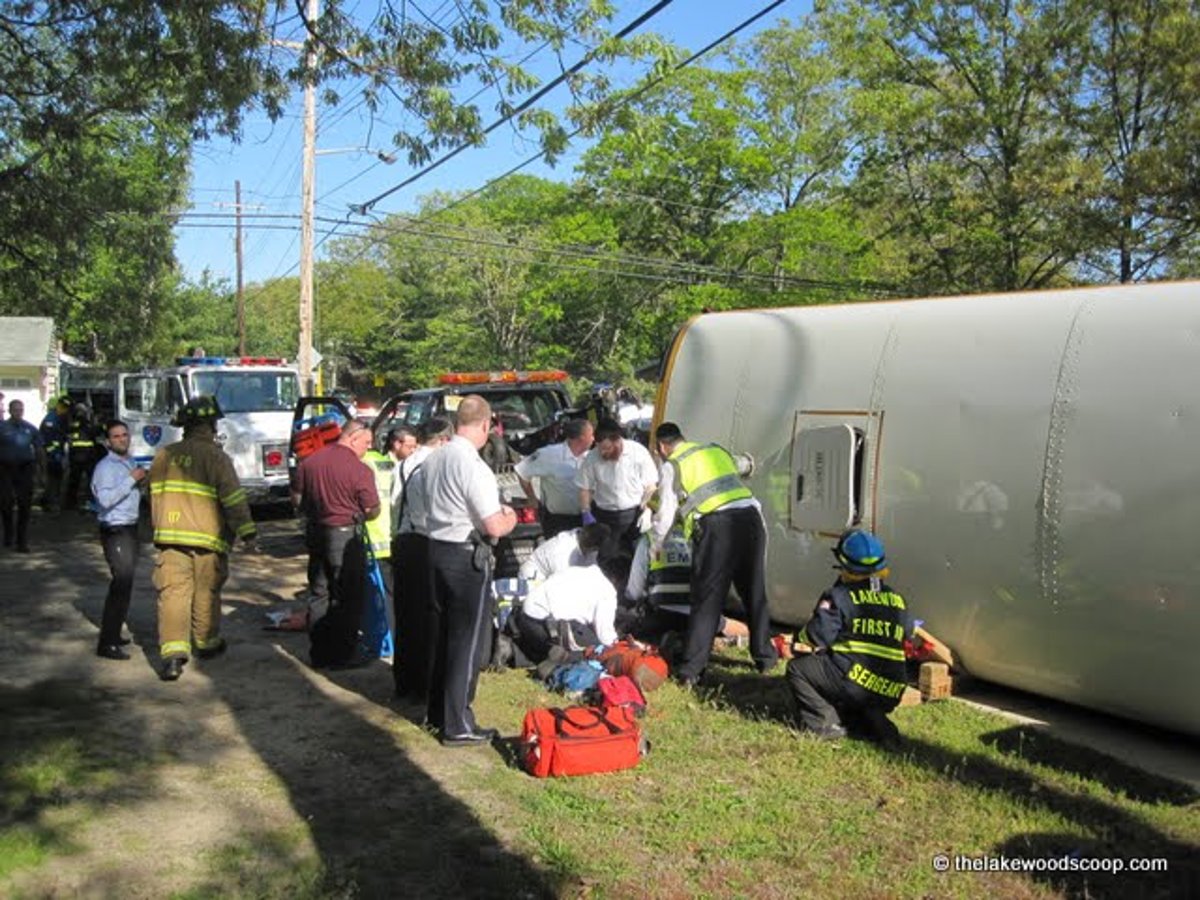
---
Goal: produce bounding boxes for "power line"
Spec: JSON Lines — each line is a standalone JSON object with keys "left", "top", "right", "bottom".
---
{"left": 420, "top": 0, "right": 790, "bottom": 220}
{"left": 353, "top": 0, "right": 679, "bottom": 213}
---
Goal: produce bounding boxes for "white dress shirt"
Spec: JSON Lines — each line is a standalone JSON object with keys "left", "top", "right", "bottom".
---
{"left": 576, "top": 439, "right": 658, "bottom": 510}
{"left": 518, "top": 528, "right": 596, "bottom": 580}
{"left": 514, "top": 441, "right": 586, "bottom": 514}
{"left": 522, "top": 564, "right": 618, "bottom": 646}
{"left": 423, "top": 435, "right": 501, "bottom": 542}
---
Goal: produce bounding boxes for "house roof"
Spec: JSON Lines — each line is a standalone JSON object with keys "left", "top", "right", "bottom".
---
{"left": 0, "top": 317, "right": 55, "bottom": 366}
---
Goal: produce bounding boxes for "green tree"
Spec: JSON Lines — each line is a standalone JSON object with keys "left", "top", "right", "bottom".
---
{"left": 1057, "top": 0, "right": 1200, "bottom": 282}
{"left": 827, "top": 0, "right": 1086, "bottom": 294}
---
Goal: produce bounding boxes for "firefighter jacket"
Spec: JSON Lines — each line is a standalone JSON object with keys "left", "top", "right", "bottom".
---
{"left": 39, "top": 409, "right": 69, "bottom": 463}
{"left": 797, "top": 577, "right": 913, "bottom": 709}
{"left": 362, "top": 449, "right": 395, "bottom": 559}
{"left": 666, "top": 441, "right": 752, "bottom": 534}
{"left": 149, "top": 427, "right": 256, "bottom": 553}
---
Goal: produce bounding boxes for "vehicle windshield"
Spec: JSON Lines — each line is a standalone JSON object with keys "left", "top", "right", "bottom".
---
{"left": 190, "top": 370, "right": 299, "bottom": 413}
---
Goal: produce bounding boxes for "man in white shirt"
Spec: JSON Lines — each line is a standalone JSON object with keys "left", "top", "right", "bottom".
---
{"left": 391, "top": 417, "right": 452, "bottom": 703}
{"left": 515, "top": 418, "right": 593, "bottom": 539}
{"left": 422, "top": 397, "right": 517, "bottom": 747}
{"left": 518, "top": 522, "right": 609, "bottom": 582}
{"left": 512, "top": 564, "right": 618, "bottom": 663}
{"left": 576, "top": 419, "right": 657, "bottom": 582}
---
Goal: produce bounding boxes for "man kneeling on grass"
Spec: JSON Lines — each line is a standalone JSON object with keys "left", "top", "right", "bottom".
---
{"left": 786, "top": 529, "right": 913, "bottom": 751}
{"left": 512, "top": 563, "right": 619, "bottom": 668}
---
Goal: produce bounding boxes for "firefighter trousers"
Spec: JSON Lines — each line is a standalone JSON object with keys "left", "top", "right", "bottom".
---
{"left": 154, "top": 546, "right": 229, "bottom": 660}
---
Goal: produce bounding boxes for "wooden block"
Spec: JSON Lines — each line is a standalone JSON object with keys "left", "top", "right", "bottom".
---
{"left": 919, "top": 662, "right": 952, "bottom": 701}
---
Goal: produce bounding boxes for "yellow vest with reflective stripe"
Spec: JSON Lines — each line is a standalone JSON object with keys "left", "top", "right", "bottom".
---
{"left": 668, "top": 441, "right": 752, "bottom": 533}
{"left": 363, "top": 450, "right": 394, "bottom": 558}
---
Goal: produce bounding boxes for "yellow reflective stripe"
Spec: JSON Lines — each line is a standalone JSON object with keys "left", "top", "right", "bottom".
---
{"left": 150, "top": 480, "right": 218, "bottom": 498}
{"left": 831, "top": 640, "right": 906, "bottom": 662}
{"left": 194, "top": 635, "right": 224, "bottom": 650}
{"left": 796, "top": 626, "right": 812, "bottom": 646}
{"left": 369, "top": 539, "right": 391, "bottom": 557}
{"left": 161, "top": 640, "right": 191, "bottom": 658}
{"left": 235, "top": 522, "right": 256, "bottom": 538}
{"left": 221, "top": 489, "right": 247, "bottom": 506}
{"left": 153, "top": 529, "right": 228, "bottom": 552}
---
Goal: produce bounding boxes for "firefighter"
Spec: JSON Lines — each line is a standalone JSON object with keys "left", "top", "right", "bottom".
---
{"left": 651, "top": 422, "right": 777, "bottom": 685}
{"left": 786, "top": 529, "right": 912, "bottom": 751}
{"left": 64, "top": 402, "right": 101, "bottom": 511}
{"left": 38, "top": 396, "right": 71, "bottom": 511}
{"left": 149, "top": 396, "right": 257, "bottom": 682}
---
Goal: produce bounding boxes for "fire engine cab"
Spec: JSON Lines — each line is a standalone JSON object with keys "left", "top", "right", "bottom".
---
{"left": 119, "top": 356, "right": 301, "bottom": 504}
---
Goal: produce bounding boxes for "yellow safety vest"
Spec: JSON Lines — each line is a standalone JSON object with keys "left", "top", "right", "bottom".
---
{"left": 363, "top": 450, "right": 394, "bottom": 559}
{"left": 668, "top": 441, "right": 752, "bottom": 535}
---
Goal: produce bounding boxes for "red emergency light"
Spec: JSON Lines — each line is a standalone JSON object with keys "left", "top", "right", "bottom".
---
{"left": 437, "top": 369, "right": 569, "bottom": 385}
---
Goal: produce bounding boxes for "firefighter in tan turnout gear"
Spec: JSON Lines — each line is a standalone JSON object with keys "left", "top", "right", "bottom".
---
{"left": 149, "top": 396, "right": 257, "bottom": 682}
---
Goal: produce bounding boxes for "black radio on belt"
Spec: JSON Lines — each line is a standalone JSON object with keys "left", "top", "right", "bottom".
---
{"left": 468, "top": 530, "right": 494, "bottom": 571}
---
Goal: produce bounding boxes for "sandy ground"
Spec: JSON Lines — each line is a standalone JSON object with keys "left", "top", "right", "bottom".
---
{"left": 0, "top": 508, "right": 554, "bottom": 900}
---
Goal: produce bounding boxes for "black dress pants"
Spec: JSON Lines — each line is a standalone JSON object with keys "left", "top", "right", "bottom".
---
{"left": 0, "top": 461, "right": 34, "bottom": 548}
{"left": 540, "top": 510, "right": 582, "bottom": 540}
{"left": 426, "top": 539, "right": 492, "bottom": 737}
{"left": 98, "top": 524, "right": 140, "bottom": 645}
{"left": 677, "top": 506, "right": 776, "bottom": 680}
{"left": 592, "top": 505, "right": 640, "bottom": 588}
{"left": 392, "top": 531, "right": 433, "bottom": 700}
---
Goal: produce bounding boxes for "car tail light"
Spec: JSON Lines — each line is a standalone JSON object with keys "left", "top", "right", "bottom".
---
{"left": 516, "top": 506, "right": 538, "bottom": 524}
{"left": 262, "top": 444, "right": 287, "bottom": 473}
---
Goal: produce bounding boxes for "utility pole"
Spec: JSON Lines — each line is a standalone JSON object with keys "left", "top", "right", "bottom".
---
{"left": 235, "top": 180, "right": 245, "bottom": 355}
{"left": 297, "top": 0, "right": 318, "bottom": 394}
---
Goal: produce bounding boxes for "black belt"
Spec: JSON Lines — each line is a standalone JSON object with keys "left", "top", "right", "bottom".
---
{"left": 430, "top": 538, "right": 475, "bottom": 549}
{"left": 100, "top": 523, "right": 138, "bottom": 533}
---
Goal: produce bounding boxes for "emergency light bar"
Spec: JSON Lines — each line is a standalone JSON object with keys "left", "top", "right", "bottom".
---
{"left": 438, "top": 369, "right": 569, "bottom": 385}
{"left": 176, "top": 356, "right": 289, "bottom": 367}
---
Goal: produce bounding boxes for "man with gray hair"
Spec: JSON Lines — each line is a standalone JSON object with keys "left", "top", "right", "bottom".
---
{"left": 515, "top": 417, "right": 594, "bottom": 539}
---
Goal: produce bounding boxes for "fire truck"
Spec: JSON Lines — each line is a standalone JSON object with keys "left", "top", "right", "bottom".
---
{"left": 119, "top": 356, "right": 301, "bottom": 504}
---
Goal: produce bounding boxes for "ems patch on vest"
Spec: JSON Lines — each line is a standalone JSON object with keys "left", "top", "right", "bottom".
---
{"left": 144, "top": 425, "right": 163, "bottom": 446}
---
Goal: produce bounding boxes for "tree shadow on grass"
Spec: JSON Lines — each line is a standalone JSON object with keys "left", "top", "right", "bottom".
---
{"left": 0, "top": 679, "right": 165, "bottom": 888}
{"left": 200, "top": 606, "right": 559, "bottom": 899}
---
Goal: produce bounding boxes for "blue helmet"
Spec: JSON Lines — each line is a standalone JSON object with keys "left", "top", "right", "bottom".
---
{"left": 833, "top": 529, "right": 887, "bottom": 574}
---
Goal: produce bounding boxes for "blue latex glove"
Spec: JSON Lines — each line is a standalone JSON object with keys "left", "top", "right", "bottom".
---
{"left": 581, "top": 509, "right": 597, "bottom": 526}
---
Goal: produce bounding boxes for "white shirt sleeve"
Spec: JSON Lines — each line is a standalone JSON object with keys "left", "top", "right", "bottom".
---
{"left": 464, "top": 456, "right": 502, "bottom": 528}
{"left": 652, "top": 462, "right": 677, "bottom": 541}
{"left": 626, "top": 536, "right": 650, "bottom": 602}
{"left": 591, "top": 573, "right": 619, "bottom": 645}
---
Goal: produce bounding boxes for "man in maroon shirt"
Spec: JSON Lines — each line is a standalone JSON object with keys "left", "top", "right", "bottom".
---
{"left": 292, "top": 421, "right": 380, "bottom": 658}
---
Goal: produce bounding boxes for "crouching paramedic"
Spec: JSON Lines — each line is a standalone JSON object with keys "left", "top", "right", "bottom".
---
{"left": 786, "top": 529, "right": 912, "bottom": 749}
{"left": 149, "top": 396, "right": 257, "bottom": 682}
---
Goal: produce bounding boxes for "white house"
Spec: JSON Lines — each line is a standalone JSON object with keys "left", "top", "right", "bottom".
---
{"left": 0, "top": 317, "right": 58, "bottom": 424}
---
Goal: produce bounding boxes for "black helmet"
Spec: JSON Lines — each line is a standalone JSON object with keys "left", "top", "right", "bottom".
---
{"left": 172, "top": 395, "right": 224, "bottom": 427}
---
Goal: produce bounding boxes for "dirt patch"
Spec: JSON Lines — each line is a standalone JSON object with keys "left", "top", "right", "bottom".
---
{"left": 0, "top": 510, "right": 558, "bottom": 899}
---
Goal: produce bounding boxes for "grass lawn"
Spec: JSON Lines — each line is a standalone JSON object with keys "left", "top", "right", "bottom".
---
{"left": 3, "top": 647, "right": 1196, "bottom": 899}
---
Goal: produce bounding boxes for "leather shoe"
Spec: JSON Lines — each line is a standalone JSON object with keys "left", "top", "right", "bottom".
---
{"left": 159, "top": 658, "right": 186, "bottom": 682}
{"left": 116, "top": 637, "right": 132, "bottom": 646}
{"left": 440, "top": 728, "right": 497, "bottom": 748}
{"left": 96, "top": 644, "right": 130, "bottom": 661}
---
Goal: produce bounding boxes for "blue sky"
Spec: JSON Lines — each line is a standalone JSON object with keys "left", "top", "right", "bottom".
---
{"left": 175, "top": 0, "right": 808, "bottom": 286}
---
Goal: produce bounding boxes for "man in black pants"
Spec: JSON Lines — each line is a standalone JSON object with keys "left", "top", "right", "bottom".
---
{"left": 651, "top": 422, "right": 777, "bottom": 685}
{"left": 421, "top": 396, "right": 516, "bottom": 747}
{"left": 90, "top": 420, "right": 148, "bottom": 658}
{"left": 391, "top": 417, "right": 452, "bottom": 702}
